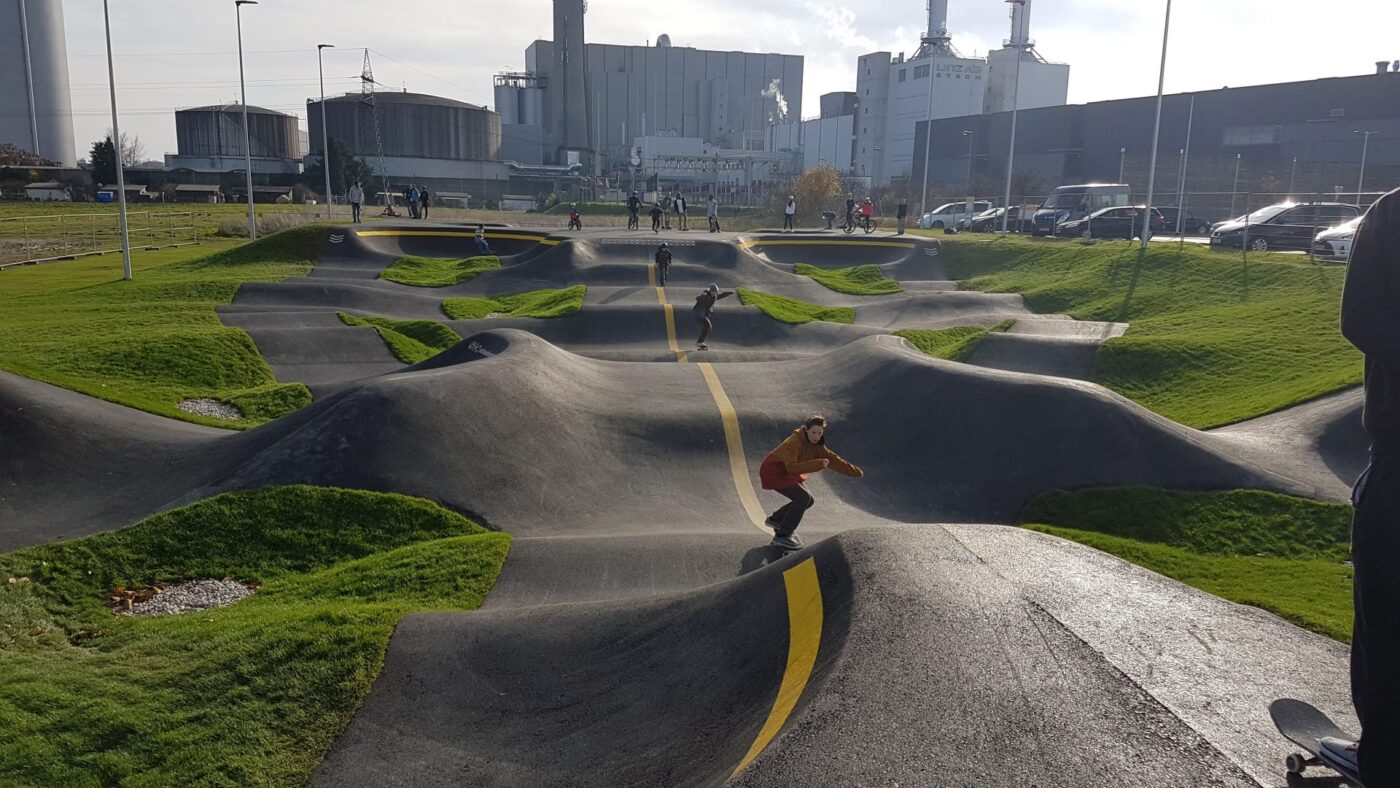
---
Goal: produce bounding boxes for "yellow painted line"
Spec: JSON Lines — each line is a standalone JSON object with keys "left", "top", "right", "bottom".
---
{"left": 738, "top": 239, "right": 916, "bottom": 250}
{"left": 649, "top": 260, "right": 688, "bottom": 362}
{"left": 697, "top": 363, "right": 766, "bottom": 530}
{"left": 356, "top": 230, "right": 554, "bottom": 244}
{"left": 731, "top": 558, "right": 824, "bottom": 778}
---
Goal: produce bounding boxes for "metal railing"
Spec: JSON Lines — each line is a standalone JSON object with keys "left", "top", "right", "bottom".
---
{"left": 0, "top": 211, "right": 199, "bottom": 270}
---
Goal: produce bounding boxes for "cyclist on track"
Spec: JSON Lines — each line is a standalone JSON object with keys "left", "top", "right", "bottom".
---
{"left": 627, "top": 191, "right": 642, "bottom": 230}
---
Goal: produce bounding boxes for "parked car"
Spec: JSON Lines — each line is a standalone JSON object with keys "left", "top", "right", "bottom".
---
{"left": 1209, "top": 202, "right": 1361, "bottom": 252}
{"left": 1032, "top": 183, "right": 1131, "bottom": 236}
{"left": 1312, "top": 216, "right": 1362, "bottom": 260}
{"left": 1155, "top": 207, "right": 1212, "bottom": 235}
{"left": 918, "top": 200, "right": 993, "bottom": 230}
{"left": 968, "top": 205, "right": 1037, "bottom": 233}
{"left": 1055, "top": 206, "right": 1166, "bottom": 240}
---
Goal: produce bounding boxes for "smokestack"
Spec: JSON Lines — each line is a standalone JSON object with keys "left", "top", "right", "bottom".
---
{"left": 1378, "top": 61, "right": 1390, "bottom": 76}
{"left": 1010, "top": 0, "right": 1033, "bottom": 46}
{"left": 551, "top": 0, "right": 590, "bottom": 160}
{"left": 925, "top": 0, "right": 949, "bottom": 42}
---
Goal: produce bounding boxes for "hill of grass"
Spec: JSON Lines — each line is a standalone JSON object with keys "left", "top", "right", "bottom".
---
{"left": 737, "top": 289, "right": 856, "bottom": 325}
{"left": 1021, "top": 487, "right": 1353, "bottom": 641}
{"left": 937, "top": 235, "right": 1361, "bottom": 428}
{"left": 0, "top": 226, "right": 325, "bottom": 427}
{"left": 896, "top": 320, "right": 1015, "bottom": 362}
{"left": 379, "top": 255, "right": 501, "bottom": 287}
{"left": 793, "top": 263, "right": 903, "bottom": 295}
{"left": 338, "top": 313, "right": 461, "bottom": 364}
{"left": 442, "top": 285, "right": 586, "bottom": 320}
{"left": 0, "top": 485, "right": 511, "bottom": 787}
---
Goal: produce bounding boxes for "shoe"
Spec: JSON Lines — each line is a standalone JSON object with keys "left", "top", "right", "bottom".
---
{"left": 696, "top": 343, "right": 708, "bottom": 350}
{"left": 771, "top": 534, "right": 804, "bottom": 551}
{"left": 764, "top": 515, "right": 780, "bottom": 530}
{"left": 1320, "top": 737, "right": 1359, "bottom": 775}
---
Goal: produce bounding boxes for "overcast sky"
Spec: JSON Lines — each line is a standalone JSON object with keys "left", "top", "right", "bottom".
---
{"left": 64, "top": 0, "right": 1398, "bottom": 160}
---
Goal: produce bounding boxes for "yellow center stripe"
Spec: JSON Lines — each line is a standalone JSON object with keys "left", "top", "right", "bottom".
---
{"left": 738, "top": 239, "right": 916, "bottom": 250}
{"left": 731, "top": 557, "right": 824, "bottom": 777}
{"left": 648, "top": 263, "right": 688, "bottom": 363}
{"left": 697, "top": 363, "right": 766, "bottom": 530}
{"left": 355, "top": 230, "right": 558, "bottom": 245}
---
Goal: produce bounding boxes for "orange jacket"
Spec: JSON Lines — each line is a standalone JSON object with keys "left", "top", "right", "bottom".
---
{"left": 759, "top": 427, "right": 863, "bottom": 490}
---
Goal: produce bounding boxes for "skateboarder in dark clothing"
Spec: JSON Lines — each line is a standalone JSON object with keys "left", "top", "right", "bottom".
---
{"left": 692, "top": 283, "right": 732, "bottom": 350}
{"left": 654, "top": 242, "right": 672, "bottom": 285}
{"left": 1330, "top": 186, "right": 1400, "bottom": 785}
{"left": 650, "top": 203, "right": 664, "bottom": 232}
{"left": 759, "top": 416, "right": 864, "bottom": 550}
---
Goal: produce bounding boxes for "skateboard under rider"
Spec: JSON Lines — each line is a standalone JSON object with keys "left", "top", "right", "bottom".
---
{"left": 1269, "top": 698, "right": 1363, "bottom": 786}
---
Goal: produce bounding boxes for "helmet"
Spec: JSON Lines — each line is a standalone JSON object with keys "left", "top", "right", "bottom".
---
{"left": 571, "top": 202, "right": 577, "bottom": 208}
{"left": 660, "top": 242, "right": 668, "bottom": 247}
{"left": 708, "top": 283, "right": 719, "bottom": 292}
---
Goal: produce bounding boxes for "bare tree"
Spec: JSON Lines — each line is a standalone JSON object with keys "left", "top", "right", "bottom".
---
{"left": 104, "top": 129, "right": 146, "bottom": 167}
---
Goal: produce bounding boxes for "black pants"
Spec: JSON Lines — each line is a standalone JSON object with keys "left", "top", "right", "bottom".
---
{"left": 783, "top": 214, "right": 794, "bottom": 230}
{"left": 1353, "top": 439, "right": 1400, "bottom": 784}
{"left": 351, "top": 202, "right": 361, "bottom": 222}
{"left": 656, "top": 264, "right": 668, "bottom": 285}
{"left": 695, "top": 315, "right": 712, "bottom": 345}
{"left": 420, "top": 202, "right": 429, "bottom": 219}
{"left": 652, "top": 215, "right": 661, "bottom": 231}
{"left": 769, "top": 483, "right": 814, "bottom": 537}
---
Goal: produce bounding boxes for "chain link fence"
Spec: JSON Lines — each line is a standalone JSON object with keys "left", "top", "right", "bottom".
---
{"left": 0, "top": 211, "right": 199, "bottom": 270}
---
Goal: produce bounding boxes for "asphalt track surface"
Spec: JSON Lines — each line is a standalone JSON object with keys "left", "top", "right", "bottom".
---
{"left": 0, "top": 222, "right": 1369, "bottom": 786}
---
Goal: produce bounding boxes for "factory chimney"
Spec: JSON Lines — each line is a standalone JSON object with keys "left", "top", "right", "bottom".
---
{"left": 550, "top": 0, "right": 591, "bottom": 163}
{"left": 916, "top": 0, "right": 951, "bottom": 57}
{"left": 1378, "top": 61, "right": 1390, "bottom": 76}
{"left": 1010, "top": 0, "right": 1033, "bottom": 47}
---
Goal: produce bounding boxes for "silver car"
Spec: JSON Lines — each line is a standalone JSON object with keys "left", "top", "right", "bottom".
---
{"left": 1312, "top": 217, "right": 1361, "bottom": 260}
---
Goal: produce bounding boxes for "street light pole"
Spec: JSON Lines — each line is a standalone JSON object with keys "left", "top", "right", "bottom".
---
{"left": 235, "top": 0, "right": 259, "bottom": 240}
{"left": 1118, "top": 147, "right": 1126, "bottom": 184}
{"left": 317, "top": 43, "right": 334, "bottom": 220}
{"left": 918, "top": 58, "right": 939, "bottom": 220}
{"left": 1176, "top": 93, "right": 1194, "bottom": 238}
{"left": 1139, "top": 0, "right": 1172, "bottom": 252}
{"left": 101, "top": 0, "right": 131, "bottom": 280}
{"left": 1000, "top": 0, "right": 1026, "bottom": 237}
{"left": 1229, "top": 153, "right": 1242, "bottom": 217}
{"left": 1288, "top": 156, "right": 1298, "bottom": 199}
{"left": 1356, "top": 130, "right": 1376, "bottom": 203}
{"left": 963, "top": 129, "right": 974, "bottom": 188}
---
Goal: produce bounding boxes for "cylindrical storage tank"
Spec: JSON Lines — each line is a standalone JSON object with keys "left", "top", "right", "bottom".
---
{"left": 175, "top": 105, "right": 301, "bottom": 159}
{"left": 0, "top": 0, "right": 77, "bottom": 166}
{"left": 314, "top": 92, "right": 502, "bottom": 162}
{"left": 494, "top": 85, "right": 521, "bottom": 125}
{"left": 520, "top": 88, "right": 545, "bottom": 127}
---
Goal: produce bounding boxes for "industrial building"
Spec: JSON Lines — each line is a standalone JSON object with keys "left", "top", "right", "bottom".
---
{"left": 765, "top": 94, "right": 859, "bottom": 174}
{"left": 164, "top": 104, "right": 303, "bottom": 175}
{"left": 854, "top": 0, "right": 1068, "bottom": 186}
{"left": 913, "top": 66, "right": 1400, "bottom": 217}
{"left": 0, "top": 0, "right": 76, "bottom": 166}
{"left": 494, "top": 0, "right": 803, "bottom": 169}
{"left": 306, "top": 91, "right": 507, "bottom": 200}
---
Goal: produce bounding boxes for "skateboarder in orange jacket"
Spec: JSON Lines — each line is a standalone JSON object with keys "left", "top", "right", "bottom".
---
{"left": 1333, "top": 186, "right": 1400, "bottom": 785}
{"left": 758, "top": 416, "right": 863, "bottom": 550}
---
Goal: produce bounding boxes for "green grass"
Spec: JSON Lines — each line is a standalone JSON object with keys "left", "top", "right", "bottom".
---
{"left": 793, "top": 263, "right": 903, "bottom": 295}
{"left": 737, "top": 289, "right": 856, "bottom": 325}
{"left": 338, "top": 313, "right": 461, "bottom": 364}
{"left": 0, "top": 226, "right": 326, "bottom": 427}
{"left": 1021, "top": 487, "right": 1354, "bottom": 641}
{"left": 442, "top": 285, "right": 587, "bottom": 320}
{"left": 896, "top": 320, "right": 1015, "bottom": 362}
{"left": 937, "top": 235, "right": 1361, "bottom": 428}
{"left": 378, "top": 254, "right": 501, "bottom": 287}
{"left": 0, "top": 485, "right": 511, "bottom": 786}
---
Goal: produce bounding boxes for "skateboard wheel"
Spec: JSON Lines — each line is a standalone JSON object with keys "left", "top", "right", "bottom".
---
{"left": 1285, "top": 753, "right": 1306, "bottom": 775}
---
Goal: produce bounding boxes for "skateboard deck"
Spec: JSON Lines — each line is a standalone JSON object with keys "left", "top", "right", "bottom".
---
{"left": 1269, "top": 698, "right": 1362, "bottom": 784}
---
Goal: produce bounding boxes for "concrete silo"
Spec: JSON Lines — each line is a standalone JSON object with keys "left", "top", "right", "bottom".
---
{"left": 0, "top": 0, "right": 76, "bottom": 166}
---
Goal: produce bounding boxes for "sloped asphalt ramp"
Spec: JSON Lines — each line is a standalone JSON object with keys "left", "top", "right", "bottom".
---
{"left": 0, "top": 223, "right": 1369, "bottom": 786}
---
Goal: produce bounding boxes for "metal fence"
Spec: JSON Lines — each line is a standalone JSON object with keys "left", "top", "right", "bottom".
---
{"left": 0, "top": 211, "right": 199, "bottom": 270}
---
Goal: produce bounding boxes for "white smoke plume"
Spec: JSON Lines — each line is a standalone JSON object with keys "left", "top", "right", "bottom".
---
{"left": 762, "top": 78, "right": 790, "bottom": 124}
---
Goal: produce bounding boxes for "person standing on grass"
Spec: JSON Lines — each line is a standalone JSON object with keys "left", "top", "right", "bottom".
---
{"left": 708, "top": 194, "right": 721, "bottom": 233}
{"left": 1330, "top": 186, "right": 1400, "bottom": 786}
{"left": 692, "top": 283, "right": 733, "bottom": 350}
{"left": 348, "top": 181, "right": 364, "bottom": 223}
{"left": 758, "top": 415, "right": 864, "bottom": 550}
{"left": 675, "top": 193, "right": 689, "bottom": 231}
{"left": 897, "top": 198, "right": 908, "bottom": 235}
{"left": 784, "top": 195, "right": 797, "bottom": 232}
{"left": 654, "top": 242, "right": 672, "bottom": 286}
{"left": 475, "top": 224, "right": 493, "bottom": 256}
{"left": 418, "top": 186, "right": 430, "bottom": 219}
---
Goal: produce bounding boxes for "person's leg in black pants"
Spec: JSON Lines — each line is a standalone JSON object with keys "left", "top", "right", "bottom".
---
{"left": 770, "top": 483, "right": 814, "bottom": 537}
{"left": 696, "top": 316, "right": 712, "bottom": 346}
{"left": 1353, "top": 441, "right": 1400, "bottom": 785}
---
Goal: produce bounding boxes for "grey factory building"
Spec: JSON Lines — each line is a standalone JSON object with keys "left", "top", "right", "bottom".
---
{"left": 0, "top": 0, "right": 76, "bottom": 166}
{"left": 164, "top": 104, "right": 303, "bottom": 175}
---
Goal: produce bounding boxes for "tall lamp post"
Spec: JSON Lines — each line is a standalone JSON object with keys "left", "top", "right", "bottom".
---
{"left": 1229, "top": 153, "right": 1242, "bottom": 217}
{"left": 1139, "top": 0, "right": 1172, "bottom": 252}
{"left": 101, "top": 0, "right": 131, "bottom": 280}
{"left": 317, "top": 43, "right": 335, "bottom": 219}
{"left": 235, "top": 0, "right": 258, "bottom": 240}
{"left": 1000, "top": 0, "right": 1026, "bottom": 236}
{"left": 1356, "top": 130, "right": 1377, "bottom": 203}
{"left": 1118, "top": 147, "right": 1127, "bottom": 184}
{"left": 962, "top": 129, "right": 974, "bottom": 189}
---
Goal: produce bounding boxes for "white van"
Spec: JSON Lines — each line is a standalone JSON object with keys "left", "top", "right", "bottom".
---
{"left": 1032, "top": 184, "right": 1131, "bottom": 236}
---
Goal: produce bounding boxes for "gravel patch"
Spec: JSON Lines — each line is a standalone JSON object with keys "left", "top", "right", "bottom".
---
{"left": 178, "top": 398, "right": 242, "bottom": 421}
{"left": 112, "top": 579, "right": 256, "bottom": 617}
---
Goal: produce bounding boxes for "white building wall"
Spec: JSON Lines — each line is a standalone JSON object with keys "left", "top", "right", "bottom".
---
{"left": 983, "top": 48, "right": 1070, "bottom": 114}
{"left": 853, "top": 52, "right": 892, "bottom": 183}
{"left": 767, "top": 115, "right": 854, "bottom": 173}
{"left": 882, "top": 52, "right": 985, "bottom": 185}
